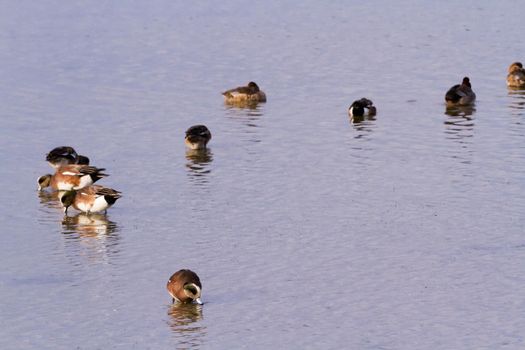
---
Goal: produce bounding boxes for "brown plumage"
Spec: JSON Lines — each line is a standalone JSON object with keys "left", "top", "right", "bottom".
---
{"left": 222, "top": 81, "right": 266, "bottom": 104}
{"left": 60, "top": 185, "right": 122, "bottom": 214}
{"left": 167, "top": 269, "right": 202, "bottom": 304}
{"left": 507, "top": 62, "right": 525, "bottom": 88}
{"left": 37, "top": 164, "right": 108, "bottom": 191}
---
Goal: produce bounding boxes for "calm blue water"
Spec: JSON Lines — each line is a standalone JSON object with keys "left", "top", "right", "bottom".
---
{"left": 1, "top": 1, "right": 524, "bottom": 349}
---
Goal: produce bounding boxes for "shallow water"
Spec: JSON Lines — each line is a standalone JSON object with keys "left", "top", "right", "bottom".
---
{"left": 1, "top": 1, "right": 525, "bottom": 349}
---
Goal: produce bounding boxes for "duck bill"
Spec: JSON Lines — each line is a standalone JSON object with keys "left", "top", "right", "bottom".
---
{"left": 195, "top": 298, "right": 203, "bottom": 305}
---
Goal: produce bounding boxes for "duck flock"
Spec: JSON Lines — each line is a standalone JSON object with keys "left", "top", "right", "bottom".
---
{"left": 37, "top": 61, "right": 525, "bottom": 305}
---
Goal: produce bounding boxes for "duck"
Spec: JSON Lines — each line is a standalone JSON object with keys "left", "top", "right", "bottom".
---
{"left": 46, "top": 146, "right": 90, "bottom": 169}
{"left": 37, "top": 164, "right": 108, "bottom": 191}
{"left": 185, "top": 125, "right": 212, "bottom": 150}
{"left": 507, "top": 62, "right": 525, "bottom": 88}
{"left": 222, "top": 81, "right": 266, "bottom": 104}
{"left": 59, "top": 185, "right": 122, "bottom": 214}
{"left": 167, "top": 269, "right": 202, "bottom": 304}
{"left": 348, "top": 98, "right": 377, "bottom": 117}
{"left": 445, "top": 77, "right": 476, "bottom": 106}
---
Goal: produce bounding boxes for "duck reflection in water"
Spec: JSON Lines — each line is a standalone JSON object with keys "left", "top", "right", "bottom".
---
{"left": 225, "top": 101, "right": 264, "bottom": 127}
{"left": 444, "top": 106, "right": 475, "bottom": 141}
{"left": 61, "top": 213, "right": 120, "bottom": 262}
{"left": 224, "top": 98, "right": 263, "bottom": 110}
{"left": 349, "top": 113, "right": 377, "bottom": 139}
{"left": 167, "top": 303, "right": 205, "bottom": 345}
{"left": 508, "top": 88, "right": 525, "bottom": 116}
{"left": 62, "top": 213, "right": 119, "bottom": 237}
{"left": 445, "top": 104, "right": 476, "bottom": 118}
{"left": 185, "top": 148, "right": 213, "bottom": 185}
{"left": 37, "top": 190, "right": 61, "bottom": 210}
{"left": 443, "top": 108, "right": 476, "bottom": 164}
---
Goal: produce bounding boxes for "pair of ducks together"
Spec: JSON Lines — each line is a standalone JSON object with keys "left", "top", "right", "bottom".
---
{"left": 352, "top": 76, "right": 478, "bottom": 114}
{"left": 37, "top": 146, "right": 122, "bottom": 214}
{"left": 444, "top": 62, "right": 525, "bottom": 108}
{"left": 183, "top": 81, "right": 267, "bottom": 150}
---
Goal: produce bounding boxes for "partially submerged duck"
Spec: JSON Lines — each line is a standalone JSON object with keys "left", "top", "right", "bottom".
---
{"left": 185, "top": 125, "right": 212, "bottom": 150}
{"left": 59, "top": 185, "right": 122, "bottom": 214}
{"left": 37, "top": 164, "right": 108, "bottom": 191}
{"left": 348, "top": 98, "right": 377, "bottom": 117}
{"left": 222, "top": 82, "right": 266, "bottom": 104}
{"left": 507, "top": 62, "right": 525, "bottom": 88}
{"left": 445, "top": 77, "right": 476, "bottom": 106}
{"left": 46, "top": 146, "right": 89, "bottom": 169}
{"left": 167, "top": 269, "right": 203, "bottom": 304}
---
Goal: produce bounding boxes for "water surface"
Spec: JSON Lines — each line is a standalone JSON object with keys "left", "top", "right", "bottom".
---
{"left": 1, "top": 1, "right": 525, "bottom": 349}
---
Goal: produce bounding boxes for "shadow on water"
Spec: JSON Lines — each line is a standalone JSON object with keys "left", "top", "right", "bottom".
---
{"left": 185, "top": 148, "right": 213, "bottom": 187}
{"left": 349, "top": 113, "right": 377, "bottom": 140}
{"left": 60, "top": 213, "right": 121, "bottom": 263}
{"left": 37, "top": 190, "right": 66, "bottom": 225}
{"left": 224, "top": 100, "right": 265, "bottom": 117}
{"left": 508, "top": 87, "right": 525, "bottom": 117}
{"left": 444, "top": 105, "right": 476, "bottom": 142}
{"left": 37, "top": 190, "right": 62, "bottom": 210}
{"left": 224, "top": 102, "right": 265, "bottom": 144}
{"left": 443, "top": 106, "right": 476, "bottom": 167}
{"left": 444, "top": 105, "right": 476, "bottom": 118}
{"left": 167, "top": 303, "right": 206, "bottom": 348}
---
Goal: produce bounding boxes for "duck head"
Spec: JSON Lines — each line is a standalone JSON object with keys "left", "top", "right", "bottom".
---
{"left": 247, "top": 81, "right": 260, "bottom": 93}
{"left": 59, "top": 190, "right": 76, "bottom": 214}
{"left": 37, "top": 174, "right": 52, "bottom": 191}
{"left": 183, "top": 283, "right": 202, "bottom": 305}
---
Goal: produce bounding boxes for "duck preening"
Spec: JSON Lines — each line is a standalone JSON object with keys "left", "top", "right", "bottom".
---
{"left": 185, "top": 125, "right": 212, "bottom": 150}
{"left": 46, "top": 146, "right": 89, "bottom": 169}
{"left": 348, "top": 98, "right": 377, "bottom": 117}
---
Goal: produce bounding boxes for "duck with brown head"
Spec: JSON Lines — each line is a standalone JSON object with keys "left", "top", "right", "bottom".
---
{"left": 507, "top": 62, "right": 525, "bottom": 88}
{"left": 167, "top": 269, "right": 202, "bottom": 305}
{"left": 222, "top": 81, "right": 267, "bottom": 104}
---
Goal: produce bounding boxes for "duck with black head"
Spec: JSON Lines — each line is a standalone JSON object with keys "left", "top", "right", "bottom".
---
{"left": 445, "top": 77, "right": 476, "bottom": 107}
{"left": 185, "top": 125, "right": 212, "bottom": 150}
{"left": 348, "top": 98, "right": 377, "bottom": 117}
{"left": 46, "top": 146, "right": 90, "bottom": 169}
{"left": 59, "top": 185, "right": 122, "bottom": 215}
